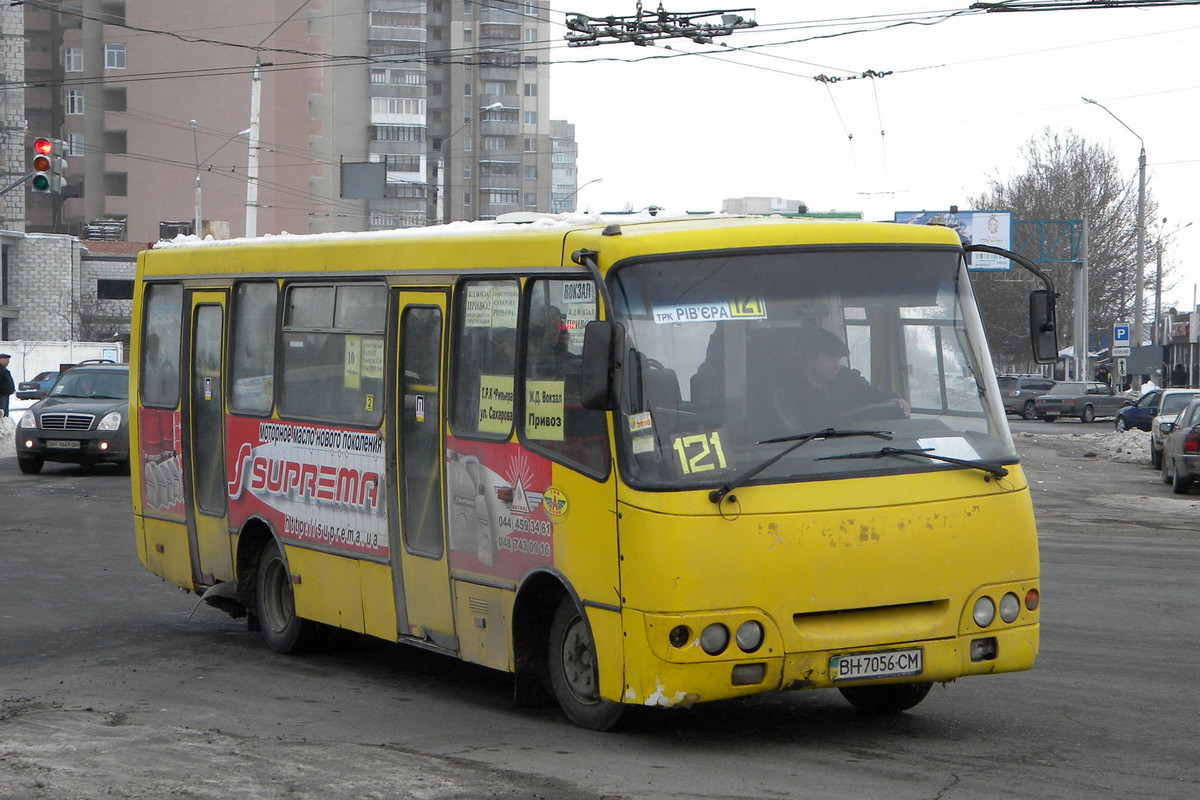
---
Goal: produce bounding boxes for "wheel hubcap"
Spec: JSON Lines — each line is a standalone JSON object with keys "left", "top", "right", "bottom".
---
{"left": 261, "top": 557, "right": 294, "bottom": 633}
{"left": 560, "top": 618, "right": 599, "bottom": 703}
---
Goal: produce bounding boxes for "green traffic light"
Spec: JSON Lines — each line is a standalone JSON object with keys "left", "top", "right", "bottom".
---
{"left": 31, "top": 174, "right": 50, "bottom": 191}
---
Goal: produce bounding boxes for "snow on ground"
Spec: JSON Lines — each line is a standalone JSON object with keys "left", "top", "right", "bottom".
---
{"left": 0, "top": 415, "right": 14, "bottom": 452}
{"left": 1014, "top": 427, "right": 1150, "bottom": 464}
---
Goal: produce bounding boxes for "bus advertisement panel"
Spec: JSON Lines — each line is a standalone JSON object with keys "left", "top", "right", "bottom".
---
{"left": 225, "top": 417, "right": 388, "bottom": 560}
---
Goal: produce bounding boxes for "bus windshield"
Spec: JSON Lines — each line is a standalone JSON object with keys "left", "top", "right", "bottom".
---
{"left": 608, "top": 246, "right": 1015, "bottom": 489}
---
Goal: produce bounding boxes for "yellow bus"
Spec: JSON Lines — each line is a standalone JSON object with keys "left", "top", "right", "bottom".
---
{"left": 131, "top": 215, "right": 1055, "bottom": 730}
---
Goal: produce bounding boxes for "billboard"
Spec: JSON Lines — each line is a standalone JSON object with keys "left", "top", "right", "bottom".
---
{"left": 894, "top": 210, "right": 1012, "bottom": 271}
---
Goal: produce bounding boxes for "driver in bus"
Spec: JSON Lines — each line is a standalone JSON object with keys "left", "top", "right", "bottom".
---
{"left": 774, "top": 327, "right": 910, "bottom": 432}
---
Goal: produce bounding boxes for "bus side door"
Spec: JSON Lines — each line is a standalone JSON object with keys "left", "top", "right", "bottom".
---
{"left": 183, "top": 290, "right": 233, "bottom": 585}
{"left": 390, "top": 291, "right": 455, "bottom": 648}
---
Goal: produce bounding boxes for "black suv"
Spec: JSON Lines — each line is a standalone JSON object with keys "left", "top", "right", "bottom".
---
{"left": 14, "top": 361, "right": 129, "bottom": 474}
{"left": 997, "top": 374, "right": 1057, "bottom": 420}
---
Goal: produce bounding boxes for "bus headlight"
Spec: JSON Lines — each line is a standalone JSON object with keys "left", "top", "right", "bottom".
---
{"left": 735, "top": 620, "right": 764, "bottom": 653}
{"left": 699, "top": 623, "right": 729, "bottom": 655}
{"left": 18, "top": 411, "right": 36, "bottom": 429}
{"left": 999, "top": 592, "right": 1021, "bottom": 623}
{"left": 972, "top": 596, "right": 996, "bottom": 628}
{"left": 97, "top": 411, "right": 123, "bottom": 431}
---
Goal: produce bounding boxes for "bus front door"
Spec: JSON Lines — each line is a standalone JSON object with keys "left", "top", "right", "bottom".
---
{"left": 183, "top": 291, "right": 233, "bottom": 586}
{"left": 391, "top": 292, "right": 455, "bottom": 649}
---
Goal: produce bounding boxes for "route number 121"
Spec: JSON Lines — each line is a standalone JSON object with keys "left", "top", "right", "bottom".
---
{"left": 671, "top": 431, "right": 728, "bottom": 475}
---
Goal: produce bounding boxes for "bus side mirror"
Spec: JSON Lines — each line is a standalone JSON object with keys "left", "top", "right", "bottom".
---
{"left": 1029, "top": 289, "right": 1059, "bottom": 365}
{"left": 581, "top": 320, "right": 624, "bottom": 410}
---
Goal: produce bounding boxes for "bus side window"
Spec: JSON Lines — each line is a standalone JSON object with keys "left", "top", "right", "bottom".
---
{"left": 450, "top": 279, "right": 519, "bottom": 438}
{"left": 229, "top": 281, "right": 277, "bottom": 415}
{"left": 280, "top": 283, "right": 386, "bottom": 426}
{"left": 521, "top": 279, "right": 609, "bottom": 476}
{"left": 141, "top": 282, "right": 183, "bottom": 408}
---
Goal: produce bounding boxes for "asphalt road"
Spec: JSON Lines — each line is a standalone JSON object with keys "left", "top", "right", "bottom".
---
{"left": 1, "top": 436, "right": 1197, "bottom": 800}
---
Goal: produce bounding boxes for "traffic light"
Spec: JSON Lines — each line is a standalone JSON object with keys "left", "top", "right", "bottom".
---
{"left": 30, "top": 137, "right": 67, "bottom": 194}
{"left": 31, "top": 137, "right": 53, "bottom": 193}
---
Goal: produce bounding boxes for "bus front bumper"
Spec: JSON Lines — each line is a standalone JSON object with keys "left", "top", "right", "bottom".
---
{"left": 619, "top": 624, "right": 1038, "bottom": 708}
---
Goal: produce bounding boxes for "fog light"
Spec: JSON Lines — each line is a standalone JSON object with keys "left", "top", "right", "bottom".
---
{"left": 970, "top": 637, "right": 997, "bottom": 661}
{"left": 1025, "top": 588, "right": 1040, "bottom": 611}
{"left": 972, "top": 596, "right": 995, "bottom": 628}
{"left": 735, "top": 620, "right": 764, "bottom": 653}
{"left": 699, "top": 623, "right": 729, "bottom": 655}
{"left": 23, "top": 439, "right": 33, "bottom": 448}
{"left": 99, "top": 442, "right": 109, "bottom": 451}
{"left": 999, "top": 592, "right": 1020, "bottom": 623}
{"left": 731, "top": 663, "right": 765, "bottom": 686}
{"left": 668, "top": 625, "right": 690, "bottom": 648}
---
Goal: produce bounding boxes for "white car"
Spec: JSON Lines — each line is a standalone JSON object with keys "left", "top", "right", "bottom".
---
{"left": 1149, "top": 388, "right": 1200, "bottom": 469}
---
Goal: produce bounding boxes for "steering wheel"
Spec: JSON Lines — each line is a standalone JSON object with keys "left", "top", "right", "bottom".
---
{"left": 833, "top": 401, "right": 908, "bottom": 425}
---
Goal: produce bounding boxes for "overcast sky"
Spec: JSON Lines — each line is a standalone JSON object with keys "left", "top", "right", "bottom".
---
{"left": 547, "top": 1, "right": 1200, "bottom": 314}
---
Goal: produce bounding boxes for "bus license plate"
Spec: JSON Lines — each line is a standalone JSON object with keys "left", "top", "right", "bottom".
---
{"left": 830, "top": 648, "right": 923, "bottom": 681}
{"left": 46, "top": 440, "right": 81, "bottom": 449}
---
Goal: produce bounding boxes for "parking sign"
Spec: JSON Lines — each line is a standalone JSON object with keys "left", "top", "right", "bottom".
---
{"left": 1113, "top": 323, "right": 1131, "bottom": 357}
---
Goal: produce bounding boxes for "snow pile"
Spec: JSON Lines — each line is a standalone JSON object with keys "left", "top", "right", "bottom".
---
{"left": 1015, "top": 427, "right": 1150, "bottom": 464}
{"left": 0, "top": 415, "right": 14, "bottom": 453}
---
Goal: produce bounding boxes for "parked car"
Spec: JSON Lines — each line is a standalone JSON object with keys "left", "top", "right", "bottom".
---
{"left": 1034, "top": 381, "right": 1130, "bottom": 423}
{"left": 1148, "top": 388, "right": 1200, "bottom": 468}
{"left": 13, "top": 362, "right": 129, "bottom": 474}
{"left": 15, "top": 370, "right": 60, "bottom": 400}
{"left": 1114, "top": 388, "right": 1161, "bottom": 432}
{"left": 997, "top": 374, "right": 1057, "bottom": 420}
{"left": 1159, "top": 396, "right": 1200, "bottom": 493}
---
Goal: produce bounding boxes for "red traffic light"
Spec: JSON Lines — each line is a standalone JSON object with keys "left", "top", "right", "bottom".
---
{"left": 33, "top": 137, "right": 53, "bottom": 156}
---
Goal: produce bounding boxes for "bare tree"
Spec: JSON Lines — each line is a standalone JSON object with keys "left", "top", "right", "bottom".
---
{"left": 968, "top": 128, "right": 1160, "bottom": 373}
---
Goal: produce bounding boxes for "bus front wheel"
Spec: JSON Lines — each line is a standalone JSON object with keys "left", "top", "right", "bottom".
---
{"left": 839, "top": 681, "right": 932, "bottom": 714}
{"left": 255, "top": 539, "right": 323, "bottom": 654}
{"left": 548, "top": 599, "right": 624, "bottom": 731}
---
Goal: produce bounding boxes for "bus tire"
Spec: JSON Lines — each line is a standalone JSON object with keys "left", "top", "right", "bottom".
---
{"left": 255, "top": 539, "right": 322, "bottom": 654}
{"left": 548, "top": 598, "right": 624, "bottom": 731}
{"left": 839, "top": 681, "right": 932, "bottom": 714}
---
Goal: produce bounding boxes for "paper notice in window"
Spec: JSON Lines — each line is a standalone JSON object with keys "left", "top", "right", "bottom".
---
{"left": 344, "top": 335, "right": 362, "bottom": 389}
{"left": 526, "top": 379, "right": 565, "bottom": 441}
{"left": 478, "top": 375, "right": 515, "bottom": 434}
{"left": 916, "top": 437, "right": 981, "bottom": 462}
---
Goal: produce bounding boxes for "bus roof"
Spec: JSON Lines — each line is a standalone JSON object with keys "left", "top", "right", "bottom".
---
{"left": 140, "top": 213, "right": 964, "bottom": 277}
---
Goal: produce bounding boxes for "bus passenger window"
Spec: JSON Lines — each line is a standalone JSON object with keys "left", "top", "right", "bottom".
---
{"left": 450, "top": 280, "right": 519, "bottom": 438}
{"left": 141, "top": 283, "right": 183, "bottom": 408}
{"left": 280, "top": 283, "right": 386, "bottom": 426}
{"left": 521, "top": 279, "right": 609, "bottom": 476}
{"left": 229, "top": 281, "right": 277, "bottom": 415}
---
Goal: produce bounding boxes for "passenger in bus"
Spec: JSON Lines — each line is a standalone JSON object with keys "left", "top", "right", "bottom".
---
{"left": 774, "top": 327, "right": 909, "bottom": 432}
{"left": 527, "top": 304, "right": 576, "bottom": 379}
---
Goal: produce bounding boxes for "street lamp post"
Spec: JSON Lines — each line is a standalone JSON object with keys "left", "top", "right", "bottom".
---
{"left": 436, "top": 102, "right": 502, "bottom": 225}
{"left": 554, "top": 177, "right": 602, "bottom": 213}
{"left": 190, "top": 121, "right": 251, "bottom": 238}
{"left": 1083, "top": 96, "right": 1147, "bottom": 347}
{"left": 245, "top": 0, "right": 312, "bottom": 238}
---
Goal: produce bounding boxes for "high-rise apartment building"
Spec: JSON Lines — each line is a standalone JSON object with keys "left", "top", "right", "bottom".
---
{"left": 20, "top": 1, "right": 574, "bottom": 240}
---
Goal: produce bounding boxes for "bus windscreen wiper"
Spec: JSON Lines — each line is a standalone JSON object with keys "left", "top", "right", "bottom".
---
{"left": 708, "top": 428, "right": 894, "bottom": 504}
{"left": 817, "top": 446, "right": 1009, "bottom": 478}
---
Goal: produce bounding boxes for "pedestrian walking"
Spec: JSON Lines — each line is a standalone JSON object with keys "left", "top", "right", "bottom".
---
{"left": 0, "top": 353, "right": 14, "bottom": 417}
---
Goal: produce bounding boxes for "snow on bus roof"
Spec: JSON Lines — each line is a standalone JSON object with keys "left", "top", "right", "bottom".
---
{"left": 152, "top": 210, "right": 722, "bottom": 249}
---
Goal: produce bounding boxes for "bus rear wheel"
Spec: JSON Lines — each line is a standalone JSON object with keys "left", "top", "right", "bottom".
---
{"left": 548, "top": 599, "right": 624, "bottom": 731}
{"left": 255, "top": 539, "right": 323, "bottom": 654}
{"left": 839, "top": 681, "right": 932, "bottom": 713}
